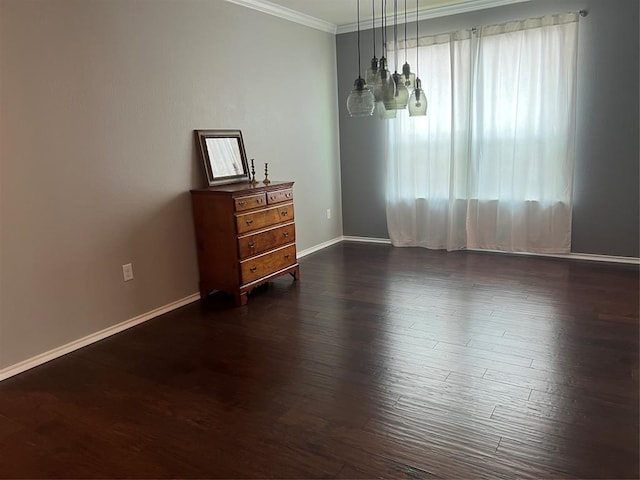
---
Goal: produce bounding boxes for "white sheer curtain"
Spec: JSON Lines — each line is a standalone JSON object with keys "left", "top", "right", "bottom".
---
{"left": 386, "top": 14, "right": 578, "bottom": 253}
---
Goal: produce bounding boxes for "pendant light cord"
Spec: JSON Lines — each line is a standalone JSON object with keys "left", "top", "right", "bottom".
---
{"left": 404, "top": 0, "right": 407, "bottom": 62}
{"left": 393, "top": 0, "right": 398, "bottom": 71}
{"left": 415, "top": 0, "right": 419, "bottom": 74}
{"left": 382, "top": 0, "right": 386, "bottom": 59}
{"left": 357, "top": 0, "right": 362, "bottom": 78}
{"left": 372, "top": 0, "right": 376, "bottom": 58}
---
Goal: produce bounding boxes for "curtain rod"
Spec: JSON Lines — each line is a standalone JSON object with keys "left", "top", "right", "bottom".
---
{"left": 391, "top": 11, "right": 587, "bottom": 50}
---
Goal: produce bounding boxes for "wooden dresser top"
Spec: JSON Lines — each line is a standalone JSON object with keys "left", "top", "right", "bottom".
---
{"left": 191, "top": 181, "right": 293, "bottom": 195}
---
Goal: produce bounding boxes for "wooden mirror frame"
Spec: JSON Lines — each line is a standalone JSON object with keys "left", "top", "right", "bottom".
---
{"left": 195, "top": 129, "right": 250, "bottom": 186}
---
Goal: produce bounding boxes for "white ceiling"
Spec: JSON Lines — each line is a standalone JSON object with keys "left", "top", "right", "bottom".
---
{"left": 235, "top": 0, "right": 531, "bottom": 33}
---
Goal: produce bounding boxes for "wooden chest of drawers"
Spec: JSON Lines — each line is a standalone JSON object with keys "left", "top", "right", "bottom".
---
{"left": 190, "top": 181, "right": 299, "bottom": 306}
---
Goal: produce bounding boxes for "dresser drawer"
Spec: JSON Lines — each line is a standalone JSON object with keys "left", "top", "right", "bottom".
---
{"left": 237, "top": 223, "right": 296, "bottom": 259}
{"left": 267, "top": 188, "right": 293, "bottom": 204}
{"left": 234, "top": 193, "right": 266, "bottom": 212}
{"left": 240, "top": 244, "right": 296, "bottom": 284}
{"left": 236, "top": 203, "right": 294, "bottom": 234}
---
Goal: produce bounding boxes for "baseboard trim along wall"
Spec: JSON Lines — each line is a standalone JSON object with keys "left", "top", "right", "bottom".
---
{"left": 342, "top": 236, "right": 392, "bottom": 245}
{"left": 471, "top": 248, "right": 640, "bottom": 265}
{"left": 297, "top": 236, "right": 344, "bottom": 257}
{"left": 0, "top": 293, "right": 201, "bottom": 382}
{"left": 2, "top": 234, "right": 637, "bottom": 382}
{"left": 342, "top": 236, "right": 640, "bottom": 265}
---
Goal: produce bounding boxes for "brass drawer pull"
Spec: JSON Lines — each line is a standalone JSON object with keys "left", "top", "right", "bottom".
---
{"left": 245, "top": 219, "right": 253, "bottom": 226}
{"left": 248, "top": 242, "right": 256, "bottom": 248}
{"left": 270, "top": 196, "right": 276, "bottom": 200}
{"left": 238, "top": 200, "right": 247, "bottom": 206}
{"left": 283, "top": 232, "right": 289, "bottom": 237}
{"left": 285, "top": 193, "right": 292, "bottom": 198}
{"left": 257, "top": 198, "right": 263, "bottom": 204}
{"left": 284, "top": 254, "right": 290, "bottom": 259}
{"left": 281, "top": 211, "right": 288, "bottom": 216}
{"left": 250, "top": 266, "right": 257, "bottom": 272}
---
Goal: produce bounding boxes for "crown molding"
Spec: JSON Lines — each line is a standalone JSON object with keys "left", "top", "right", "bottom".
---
{"left": 336, "top": 0, "right": 531, "bottom": 34}
{"left": 223, "top": 0, "right": 337, "bottom": 34}
{"left": 224, "top": 0, "right": 531, "bottom": 36}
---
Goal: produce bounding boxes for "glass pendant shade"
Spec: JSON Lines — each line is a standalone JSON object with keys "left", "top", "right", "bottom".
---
{"left": 402, "top": 62, "right": 416, "bottom": 90}
{"left": 385, "top": 72, "right": 409, "bottom": 110}
{"left": 382, "top": 70, "right": 401, "bottom": 109}
{"left": 408, "top": 78, "right": 428, "bottom": 116}
{"left": 366, "top": 56, "right": 379, "bottom": 85}
{"left": 376, "top": 101, "right": 397, "bottom": 118}
{"left": 347, "top": 77, "right": 375, "bottom": 117}
{"left": 373, "top": 58, "right": 389, "bottom": 102}
{"left": 394, "top": 81, "right": 410, "bottom": 109}
{"left": 347, "top": 0, "right": 375, "bottom": 118}
{"left": 374, "top": 70, "right": 393, "bottom": 103}
{"left": 382, "top": 81, "right": 397, "bottom": 110}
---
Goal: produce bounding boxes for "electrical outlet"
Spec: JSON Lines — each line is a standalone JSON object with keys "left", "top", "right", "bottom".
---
{"left": 122, "top": 263, "right": 134, "bottom": 281}
{"left": 326, "top": 208, "right": 331, "bottom": 219}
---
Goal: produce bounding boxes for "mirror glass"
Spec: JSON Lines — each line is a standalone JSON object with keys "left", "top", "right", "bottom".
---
{"left": 195, "top": 129, "right": 250, "bottom": 186}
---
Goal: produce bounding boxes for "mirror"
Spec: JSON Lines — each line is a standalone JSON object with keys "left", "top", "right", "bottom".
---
{"left": 195, "top": 129, "right": 250, "bottom": 186}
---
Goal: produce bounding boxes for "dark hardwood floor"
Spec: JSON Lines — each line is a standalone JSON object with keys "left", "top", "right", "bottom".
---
{"left": 0, "top": 242, "right": 638, "bottom": 478}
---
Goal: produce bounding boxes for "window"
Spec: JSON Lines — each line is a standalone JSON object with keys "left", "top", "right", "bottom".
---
{"left": 386, "top": 14, "right": 578, "bottom": 253}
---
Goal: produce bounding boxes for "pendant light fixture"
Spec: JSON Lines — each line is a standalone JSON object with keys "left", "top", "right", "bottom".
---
{"left": 347, "top": 0, "right": 375, "bottom": 117}
{"left": 374, "top": 0, "right": 387, "bottom": 101}
{"left": 408, "top": 0, "right": 427, "bottom": 116}
{"left": 374, "top": 0, "right": 396, "bottom": 118}
{"left": 401, "top": 0, "right": 415, "bottom": 90}
{"left": 384, "top": 0, "right": 409, "bottom": 110}
{"left": 349, "top": 0, "right": 422, "bottom": 119}
{"left": 365, "top": 0, "right": 379, "bottom": 86}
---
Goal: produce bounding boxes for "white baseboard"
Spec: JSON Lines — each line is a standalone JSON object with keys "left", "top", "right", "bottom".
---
{"left": 468, "top": 248, "right": 640, "bottom": 265}
{"left": 342, "top": 236, "right": 392, "bottom": 245}
{"left": 297, "top": 236, "right": 343, "bottom": 258}
{"left": 0, "top": 292, "right": 200, "bottom": 382}
{"left": 342, "top": 235, "right": 640, "bottom": 265}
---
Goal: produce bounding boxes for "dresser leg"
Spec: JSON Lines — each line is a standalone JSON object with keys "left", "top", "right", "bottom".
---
{"left": 290, "top": 265, "right": 300, "bottom": 281}
{"left": 235, "top": 292, "right": 248, "bottom": 306}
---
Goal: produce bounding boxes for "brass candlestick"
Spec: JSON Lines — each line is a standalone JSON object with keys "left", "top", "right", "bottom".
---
{"left": 250, "top": 159, "right": 257, "bottom": 186}
{"left": 263, "top": 162, "right": 271, "bottom": 185}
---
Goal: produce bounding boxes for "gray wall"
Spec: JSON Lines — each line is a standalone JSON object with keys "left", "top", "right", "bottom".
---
{"left": 0, "top": 0, "right": 342, "bottom": 370}
{"left": 337, "top": 0, "right": 640, "bottom": 258}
